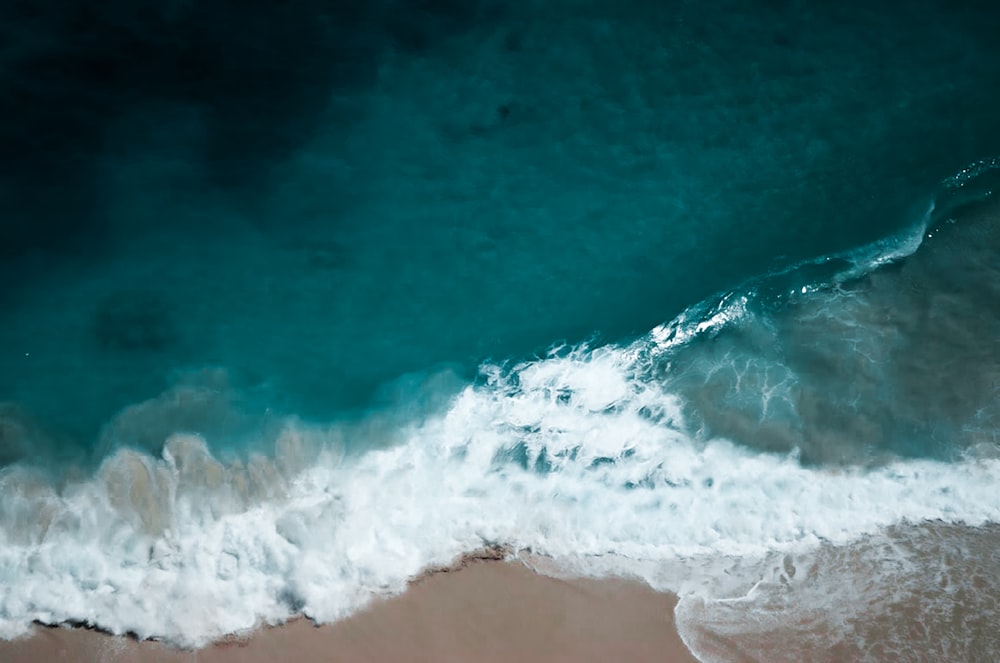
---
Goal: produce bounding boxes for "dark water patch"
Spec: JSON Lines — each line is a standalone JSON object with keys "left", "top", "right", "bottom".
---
{"left": 93, "top": 290, "right": 175, "bottom": 353}
{"left": 0, "top": 0, "right": 498, "bottom": 277}
{"left": 384, "top": 0, "right": 502, "bottom": 53}
{"left": 493, "top": 441, "right": 532, "bottom": 471}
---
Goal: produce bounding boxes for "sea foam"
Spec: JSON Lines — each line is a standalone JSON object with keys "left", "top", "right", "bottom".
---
{"left": 1, "top": 336, "right": 998, "bottom": 646}
{"left": 2, "top": 167, "right": 998, "bottom": 648}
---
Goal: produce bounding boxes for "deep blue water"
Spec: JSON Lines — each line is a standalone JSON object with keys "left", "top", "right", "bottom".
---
{"left": 1, "top": 0, "right": 999, "bottom": 656}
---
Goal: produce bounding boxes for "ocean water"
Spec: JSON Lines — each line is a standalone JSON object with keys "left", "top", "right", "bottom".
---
{"left": 1, "top": 0, "right": 999, "bottom": 659}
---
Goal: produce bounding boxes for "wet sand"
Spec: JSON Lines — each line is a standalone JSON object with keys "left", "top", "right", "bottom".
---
{"left": 0, "top": 560, "right": 698, "bottom": 662}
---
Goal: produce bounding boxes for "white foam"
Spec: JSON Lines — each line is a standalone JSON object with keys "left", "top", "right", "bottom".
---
{"left": 1, "top": 342, "right": 998, "bottom": 647}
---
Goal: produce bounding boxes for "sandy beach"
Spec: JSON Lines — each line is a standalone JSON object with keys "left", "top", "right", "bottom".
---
{"left": 0, "top": 559, "right": 698, "bottom": 663}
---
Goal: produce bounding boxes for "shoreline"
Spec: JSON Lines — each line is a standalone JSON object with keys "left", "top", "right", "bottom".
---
{"left": 0, "top": 557, "right": 699, "bottom": 662}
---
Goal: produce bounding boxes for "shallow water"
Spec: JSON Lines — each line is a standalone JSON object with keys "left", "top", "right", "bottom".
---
{"left": 1, "top": 0, "right": 999, "bottom": 658}
{"left": 676, "top": 521, "right": 1000, "bottom": 662}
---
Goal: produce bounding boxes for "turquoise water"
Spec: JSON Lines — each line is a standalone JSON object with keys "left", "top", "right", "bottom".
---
{"left": 1, "top": 0, "right": 999, "bottom": 657}
{"left": 4, "top": 0, "right": 998, "bottom": 460}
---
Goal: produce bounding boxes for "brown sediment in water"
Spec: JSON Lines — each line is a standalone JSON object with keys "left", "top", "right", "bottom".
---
{"left": 0, "top": 555, "right": 698, "bottom": 663}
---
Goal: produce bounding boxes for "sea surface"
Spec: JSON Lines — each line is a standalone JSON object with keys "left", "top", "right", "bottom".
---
{"left": 1, "top": 1, "right": 999, "bottom": 660}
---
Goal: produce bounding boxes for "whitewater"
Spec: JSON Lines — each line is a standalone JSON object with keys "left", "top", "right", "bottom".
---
{"left": 2, "top": 3, "right": 1000, "bottom": 659}
{"left": 2, "top": 164, "right": 998, "bottom": 660}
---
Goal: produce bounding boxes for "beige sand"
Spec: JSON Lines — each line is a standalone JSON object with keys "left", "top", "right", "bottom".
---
{"left": 0, "top": 560, "right": 698, "bottom": 662}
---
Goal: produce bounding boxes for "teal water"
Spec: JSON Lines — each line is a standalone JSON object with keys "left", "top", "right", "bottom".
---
{"left": 3, "top": 0, "right": 998, "bottom": 463}
{"left": 1, "top": 0, "right": 999, "bottom": 657}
